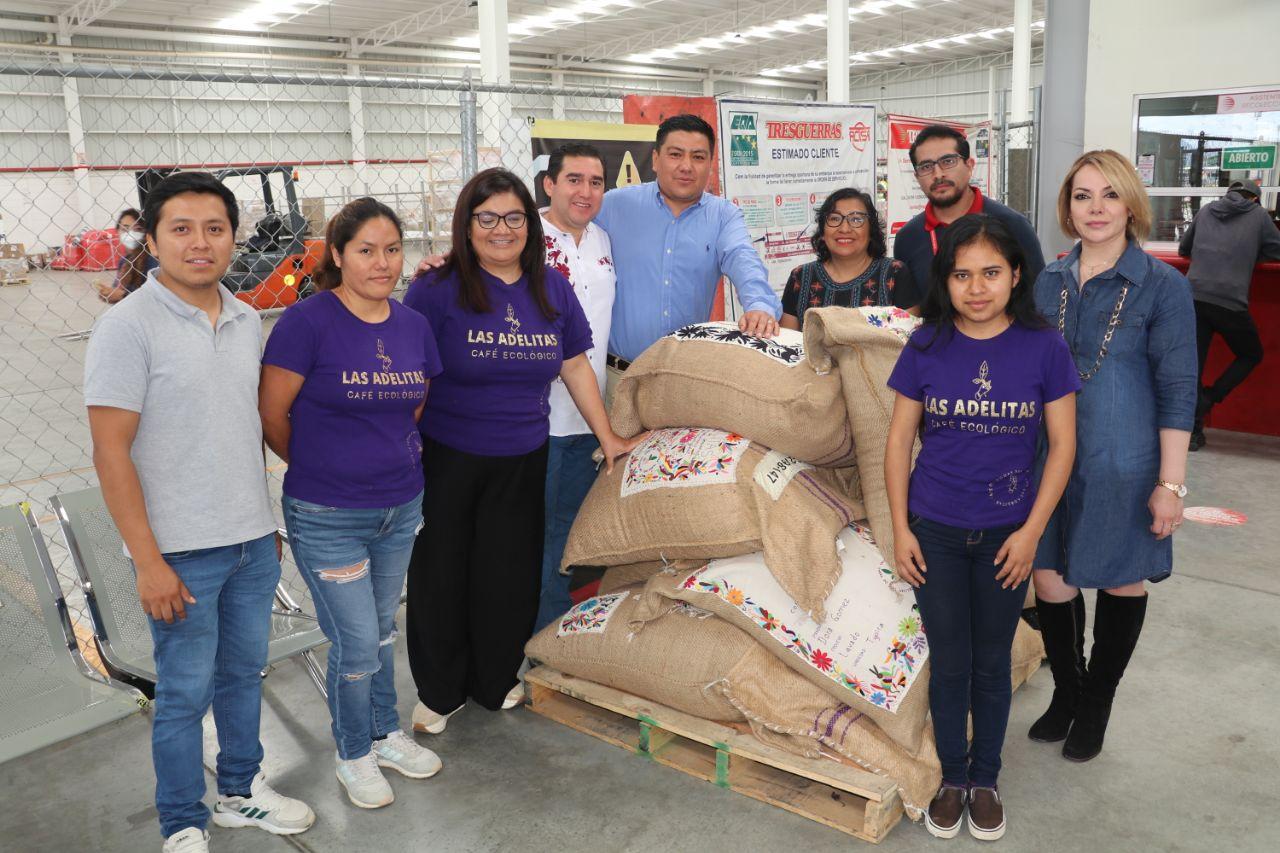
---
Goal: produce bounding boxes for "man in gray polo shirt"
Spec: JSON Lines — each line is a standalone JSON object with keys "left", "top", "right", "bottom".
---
{"left": 85, "top": 172, "right": 314, "bottom": 852}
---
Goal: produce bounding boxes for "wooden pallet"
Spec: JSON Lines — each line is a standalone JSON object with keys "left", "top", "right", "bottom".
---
{"left": 524, "top": 666, "right": 904, "bottom": 844}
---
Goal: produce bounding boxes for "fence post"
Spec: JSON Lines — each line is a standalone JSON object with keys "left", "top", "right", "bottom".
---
{"left": 1030, "top": 85, "right": 1043, "bottom": 230}
{"left": 459, "top": 68, "right": 478, "bottom": 181}
{"left": 995, "top": 89, "right": 1008, "bottom": 204}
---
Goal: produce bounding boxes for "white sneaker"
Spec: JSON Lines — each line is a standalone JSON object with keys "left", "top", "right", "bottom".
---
{"left": 412, "top": 701, "right": 463, "bottom": 734}
{"left": 162, "top": 827, "right": 209, "bottom": 852}
{"left": 374, "top": 729, "right": 443, "bottom": 779}
{"left": 212, "top": 772, "right": 315, "bottom": 835}
{"left": 335, "top": 751, "right": 394, "bottom": 809}
{"left": 501, "top": 682, "right": 526, "bottom": 710}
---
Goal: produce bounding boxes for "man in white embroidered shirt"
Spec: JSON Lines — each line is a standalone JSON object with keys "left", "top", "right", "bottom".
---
{"left": 534, "top": 143, "right": 617, "bottom": 631}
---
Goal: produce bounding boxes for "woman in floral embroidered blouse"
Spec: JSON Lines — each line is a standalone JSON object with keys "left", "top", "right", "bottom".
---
{"left": 780, "top": 188, "right": 917, "bottom": 330}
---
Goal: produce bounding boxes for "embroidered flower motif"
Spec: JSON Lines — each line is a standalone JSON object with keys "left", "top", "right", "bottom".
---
{"left": 898, "top": 616, "right": 921, "bottom": 637}
{"left": 726, "top": 588, "right": 745, "bottom": 606}
{"left": 670, "top": 322, "right": 803, "bottom": 366}
{"left": 811, "top": 649, "right": 834, "bottom": 671}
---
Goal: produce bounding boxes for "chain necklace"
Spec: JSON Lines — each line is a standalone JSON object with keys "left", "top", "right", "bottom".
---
{"left": 1058, "top": 281, "right": 1130, "bottom": 381}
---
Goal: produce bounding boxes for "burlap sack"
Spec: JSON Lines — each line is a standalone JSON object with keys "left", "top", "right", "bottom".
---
{"left": 563, "top": 428, "right": 863, "bottom": 619}
{"left": 526, "top": 585, "right": 940, "bottom": 819}
{"left": 725, "top": 645, "right": 941, "bottom": 819}
{"left": 803, "top": 306, "right": 921, "bottom": 566}
{"left": 610, "top": 322, "right": 855, "bottom": 467}
{"left": 1011, "top": 618, "right": 1045, "bottom": 689}
{"left": 630, "top": 524, "right": 932, "bottom": 755}
{"left": 598, "top": 561, "right": 700, "bottom": 595}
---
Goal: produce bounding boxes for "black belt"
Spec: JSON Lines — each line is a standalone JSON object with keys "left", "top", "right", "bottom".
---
{"left": 606, "top": 354, "right": 631, "bottom": 372}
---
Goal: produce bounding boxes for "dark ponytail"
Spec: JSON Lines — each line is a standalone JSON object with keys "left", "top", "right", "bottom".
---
{"left": 314, "top": 196, "right": 403, "bottom": 291}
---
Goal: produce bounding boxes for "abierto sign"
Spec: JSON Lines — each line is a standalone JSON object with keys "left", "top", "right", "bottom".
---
{"left": 1221, "top": 145, "right": 1276, "bottom": 171}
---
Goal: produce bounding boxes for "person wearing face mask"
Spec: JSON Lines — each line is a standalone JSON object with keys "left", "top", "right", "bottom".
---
{"left": 780, "top": 187, "right": 916, "bottom": 330}
{"left": 1029, "top": 150, "right": 1196, "bottom": 764}
{"left": 893, "top": 125, "right": 1045, "bottom": 308}
{"left": 96, "top": 207, "right": 159, "bottom": 303}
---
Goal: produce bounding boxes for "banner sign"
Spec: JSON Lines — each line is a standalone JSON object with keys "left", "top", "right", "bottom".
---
{"left": 886, "top": 114, "right": 992, "bottom": 239}
{"left": 529, "top": 119, "right": 657, "bottom": 207}
{"left": 716, "top": 97, "right": 877, "bottom": 313}
{"left": 1217, "top": 90, "right": 1280, "bottom": 115}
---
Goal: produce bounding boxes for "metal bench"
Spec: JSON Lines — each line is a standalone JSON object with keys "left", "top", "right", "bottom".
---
{"left": 0, "top": 502, "right": 144, "bottom": 764}
{"left": 51, "top": 488, "right": 328, "bottom": 698}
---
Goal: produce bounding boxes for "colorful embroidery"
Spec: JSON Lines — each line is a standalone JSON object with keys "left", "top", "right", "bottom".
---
{"left": 859, "top": 306, "right": 920, "bottom": 344}
{"left": 557, "top": 591, "right": 630, "bottom": 637}
{"left": 543, "top": 235, "right": 574, "bottom": 286}
{"left": 669, "top": 321, "right": 805, "bottom": 367}
{"left": 620, "top": 428, "right": 749, "bottom": 497}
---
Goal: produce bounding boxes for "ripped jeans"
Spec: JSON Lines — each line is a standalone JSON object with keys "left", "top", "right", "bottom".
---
{"left": 283, "top": 491, "right": 423, "bottom": 760}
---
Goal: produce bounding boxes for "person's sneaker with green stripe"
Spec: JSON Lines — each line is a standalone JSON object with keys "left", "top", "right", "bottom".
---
{"left": 211, "top": 772, "right": 315, "bottom": 835}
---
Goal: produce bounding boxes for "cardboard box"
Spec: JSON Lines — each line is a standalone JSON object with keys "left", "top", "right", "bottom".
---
{"left": 0, "top": 243, "right": 25, "bottom": 259}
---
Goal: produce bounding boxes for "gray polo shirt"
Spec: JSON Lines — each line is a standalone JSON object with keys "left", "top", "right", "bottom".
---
{"left": 84, "top": 271, "right": 277, "bottom": 554}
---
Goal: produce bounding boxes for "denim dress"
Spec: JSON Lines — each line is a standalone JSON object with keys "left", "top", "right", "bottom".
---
{"left": 1033, "top": 241, "right": 1197, "bottom": 588}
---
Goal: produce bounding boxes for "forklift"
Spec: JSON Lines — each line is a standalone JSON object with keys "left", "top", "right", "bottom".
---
{"left": 136, "top": 165, "right": 324, "bottom": 309}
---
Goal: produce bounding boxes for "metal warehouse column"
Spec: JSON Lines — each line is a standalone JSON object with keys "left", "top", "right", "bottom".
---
{"left": 1035, "top": 0, "right": 1090, "bottom": 258}
{"left": 348, "top": 39, "right": 369, "bottom": 195}
{"left": 55, "top": 23, "right": 95, "bottom": 230}
{"left": 478, "top": 0, "right": 512, "bottom": 155}
{"left": 827, "top": 0, "right": 850, "bottom": 103}
{"left": 1011, "top": 0, "right": 1032, "bottom": 124}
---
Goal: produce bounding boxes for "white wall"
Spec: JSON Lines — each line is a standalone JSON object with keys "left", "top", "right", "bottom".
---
{"left": 1083, "top": 0, "right": 1280, "bottom": 154}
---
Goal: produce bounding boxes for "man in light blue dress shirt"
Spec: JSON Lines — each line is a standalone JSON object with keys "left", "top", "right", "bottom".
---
{"left": 594, "top": 114, "right": 782, "bottom": 365}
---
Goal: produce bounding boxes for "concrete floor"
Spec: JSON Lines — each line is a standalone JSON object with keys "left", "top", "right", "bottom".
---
{"left": 2, "top": 270, "right": 1278, "bottom": 851}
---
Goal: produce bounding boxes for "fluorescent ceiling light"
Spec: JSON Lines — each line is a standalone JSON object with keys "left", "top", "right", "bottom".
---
{"left": 217, "top": 1, "right": 330, "bottom": 31}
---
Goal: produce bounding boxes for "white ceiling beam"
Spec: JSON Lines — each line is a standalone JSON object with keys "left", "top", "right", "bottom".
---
{"left": 59, "top": 0, "right": 129, "bottom": 34}
{"left": 354, "top": 0, "right": 474, "bottom": 51}
{"left": 563, "top": 0, "right": 809, "bottom": 62}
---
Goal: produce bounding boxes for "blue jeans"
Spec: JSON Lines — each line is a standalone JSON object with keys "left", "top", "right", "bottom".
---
{"left": 535, "top": 434, "right": 599, "bottom": 632}
{"left": 283, "top": 492, "right": 423, "bottom": 760}
{"left": 909, "top": 514, "right": 1027, "bottom": 788}
{"left": 148, "top": 532, "right": 280, "bottom": 838}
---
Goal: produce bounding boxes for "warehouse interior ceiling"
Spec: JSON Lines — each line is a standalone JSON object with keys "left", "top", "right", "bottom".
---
{"left": 0, "top": 0, "right": 1044, "bottom": 85}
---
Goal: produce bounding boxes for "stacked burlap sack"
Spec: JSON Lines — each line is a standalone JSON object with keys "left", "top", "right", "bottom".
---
{"left": 527, "top": 311, "right": 1044, "bottom": 820}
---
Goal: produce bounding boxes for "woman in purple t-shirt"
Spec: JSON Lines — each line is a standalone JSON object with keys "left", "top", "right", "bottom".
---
{"left": 401, "top": 168, "right": 642, "bottom": 734}
{"left": 885, "top": 215, "right": 1080, "bottom": 841}
{"left": 259, "top": 198, "right": 444, "bottom": 810}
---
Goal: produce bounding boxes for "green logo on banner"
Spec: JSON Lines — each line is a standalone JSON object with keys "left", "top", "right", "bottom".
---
{"left": 729, "top": 112, "right": 759, "bottom": 167}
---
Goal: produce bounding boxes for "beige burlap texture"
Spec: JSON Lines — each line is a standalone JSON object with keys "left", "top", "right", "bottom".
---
{"left": 562, "top": 431, "right": 863, "bottom": 619}
{"left": 609, "top": 322, "right": 856, "bottom": 467}
{"left": 802, "top": 307, "right": 919, "bottom": 567}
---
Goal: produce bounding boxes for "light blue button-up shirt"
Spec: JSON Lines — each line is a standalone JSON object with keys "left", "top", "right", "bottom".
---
{"left": 595, "top": 181, "right": 780, "bottom": 362}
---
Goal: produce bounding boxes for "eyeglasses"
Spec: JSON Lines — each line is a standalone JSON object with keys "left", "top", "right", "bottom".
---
{"left": 913, "top": 153, "right": 964, "bottom": 177}
{"left": 823, "top": 212, "right": 870, "bottom": 229}
{"left": 471, "top": 211, "right": 527, "bottom": 230}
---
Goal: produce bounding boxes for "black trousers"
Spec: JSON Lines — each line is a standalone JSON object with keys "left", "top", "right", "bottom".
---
{"left": 1195, "top": 300, "right": 1264, "bottom": 407}
{"left": 406, "top": 437, "right": 548, "bottom": 713}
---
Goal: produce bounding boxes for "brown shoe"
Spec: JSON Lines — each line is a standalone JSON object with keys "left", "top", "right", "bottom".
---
{"left": 925, "top": 784, "right": 967, "bottom": 839}
{"left": 967, "top": 786, "right": 1006, "bottom": 841}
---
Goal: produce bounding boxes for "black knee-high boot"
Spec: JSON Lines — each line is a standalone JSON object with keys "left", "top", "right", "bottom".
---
{"left": 1063, "top": 590, "right": 1147, "bottom": 762}
{"left": 1027, "top": 593, "right": 1085, "bottom": 742}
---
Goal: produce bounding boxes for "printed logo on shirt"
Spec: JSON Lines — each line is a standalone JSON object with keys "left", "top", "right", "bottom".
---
{"left": 989, "top": 468, "right": 1031, "bottom": 507}
{"left": 466, "top": 302, "right": 561, "bottom": 361}
{"left": 375, "top": 338, "right": 393, "bottom": 371}
{"left": 505, "top": 303, "right": 521, "bottom": 334}
{"left": 339, "top": 338, "right": 425, "bottom": 402}
{"left": 923, "top": 358, "right": 1040, "bottom": 435}
{"left": 972, "top": 360, "right": 992, "bottom": 400}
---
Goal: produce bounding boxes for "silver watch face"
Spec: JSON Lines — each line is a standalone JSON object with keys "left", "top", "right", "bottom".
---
{"left": 1177, "top": 484, "right": 1188, "bottom": 498}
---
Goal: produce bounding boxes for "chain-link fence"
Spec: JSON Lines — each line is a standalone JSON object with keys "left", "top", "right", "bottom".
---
{"left": 0, "top": 48, "right": 630, "bottom": 647}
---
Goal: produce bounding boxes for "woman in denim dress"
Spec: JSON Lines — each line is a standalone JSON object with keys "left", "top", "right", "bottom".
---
{"left": 1029, "top": 150, "right": 1197, "bottom": 762}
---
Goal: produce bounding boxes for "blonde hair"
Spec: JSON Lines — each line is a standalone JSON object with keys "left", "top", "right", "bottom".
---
{"left": 1056, "top": 149, "right": 1152, "bottom": 244}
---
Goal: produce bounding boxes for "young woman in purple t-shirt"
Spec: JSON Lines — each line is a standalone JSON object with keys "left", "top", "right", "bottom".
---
{"left": 885, "top": 215, "right": 1080, "bottom": 841}
{"left": 259, "top": 198, "right": 444, "bottom": 810}
{"left": 401, "top": 168, "right": 642, "bottom": 735}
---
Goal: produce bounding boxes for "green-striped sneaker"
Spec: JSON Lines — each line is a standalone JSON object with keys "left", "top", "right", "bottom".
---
{"left": 212, "top": 772, "right": 315, "bottom": 835}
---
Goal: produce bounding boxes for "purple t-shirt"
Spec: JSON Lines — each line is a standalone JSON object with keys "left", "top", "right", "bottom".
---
{"left": 887, "top": 322, "right": 1081, "bottom": 529}
{"left": 262, "top": 291, "right": 443, "bottom": 508}
{"left": 403, "top": 265, "right": 592, "bottom": 456}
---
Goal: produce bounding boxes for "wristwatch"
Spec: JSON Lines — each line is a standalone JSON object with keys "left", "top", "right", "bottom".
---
{"left": 1156, "top": 479, "right": 1188, "bottom": 499}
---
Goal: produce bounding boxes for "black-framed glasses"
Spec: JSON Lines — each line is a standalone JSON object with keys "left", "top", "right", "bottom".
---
{"left": 472, "top": 211, "right": 527, "bottom": 229}
{"left": 913, "top": 153, "right": 964, "bottom": 177}
{"left": 823, "top": 212, "right": 870, "bottom": 229}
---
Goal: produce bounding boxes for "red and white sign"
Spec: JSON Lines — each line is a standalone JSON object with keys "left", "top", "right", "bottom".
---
{"left": 1182, "top": 506, "right": 1248, "bottom": 527}
{"left": 885, "top": 114, "right": 992, "bottom": 241}
{"left": 1217, "top": 90, "right": 1280, "bottom": 115}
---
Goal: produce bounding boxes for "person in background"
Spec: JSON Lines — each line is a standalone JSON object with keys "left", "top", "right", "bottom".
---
{"left": 893, "top": 125, "right": 1045, "bottom": 306}
{"left": 535, "top": 143, "right": 616, "bottom": 631}
{"left": 401, "top": 168, "right": 644, "bottom": 736}
{"left": 1177, "top": 178, "right": 1280, "bottom": 450}
{"left": 85, "top": 173, "right": 314, "bottom": 853}
{"left": 96, "top": 207, "right": 159, "bottom": 303}
{"left": 780, "top": 187, "right": 916, "bottom": 330}
{"left": 886, "top": 215, "right": 1079, "bottom": 842}
{"left": 594, "top": 114, "right": 781, "bottom": 389}
{"left": 259, "top": 198, "right": 444, "bottom": 810}
{"left": 1029, "top": 150, "right": 1196, "bottom": 764}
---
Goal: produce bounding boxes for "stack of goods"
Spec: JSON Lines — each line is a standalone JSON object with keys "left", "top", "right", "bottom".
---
{"left": 526, "top": 311, "right": 1043, "bottom": 820}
